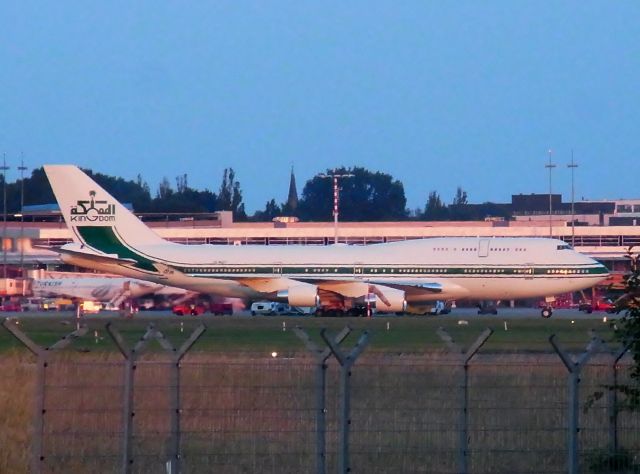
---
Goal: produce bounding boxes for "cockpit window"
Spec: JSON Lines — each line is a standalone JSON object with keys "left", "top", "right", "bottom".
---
{"left": 557, "top": 244, "right": 572, "bottom": 250}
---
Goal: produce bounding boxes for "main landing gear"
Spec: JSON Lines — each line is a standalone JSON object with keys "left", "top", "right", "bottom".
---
{"left": 540, "top": 307, "right": 553, "bottom": 319}
{"left": 477, "top": 302, "right": 498, "bottom": 315}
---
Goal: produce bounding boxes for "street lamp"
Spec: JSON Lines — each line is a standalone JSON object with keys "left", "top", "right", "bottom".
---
{"left": 1, "top": 155, "right": 9, "bottom": 279}
{"left": 545, "top": 149, "right": 556, "bottom": 238}
{"left": 18, "top": 156, "right": 27, "bottom": 279}
{"left": 318, "top": 170, "right": 354, "bottom": 244}
{"left": 567, "top": 151, "right": 578, "bottom": 247}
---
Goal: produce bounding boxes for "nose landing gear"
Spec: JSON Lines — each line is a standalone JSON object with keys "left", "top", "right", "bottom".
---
{"left": 541, "top": 307, "right": 553, "bottom": 318}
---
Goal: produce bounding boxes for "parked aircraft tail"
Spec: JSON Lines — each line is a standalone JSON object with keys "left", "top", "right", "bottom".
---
{"left": 44, "top": 165, "right": 166, "bottom": 248}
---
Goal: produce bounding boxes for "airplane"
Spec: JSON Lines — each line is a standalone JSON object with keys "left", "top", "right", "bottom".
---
{"left": 42, "top": 165, "right": 610, "bottom": 318}
{"left": 31, "top": 276, "right": 182, "bottom": 308}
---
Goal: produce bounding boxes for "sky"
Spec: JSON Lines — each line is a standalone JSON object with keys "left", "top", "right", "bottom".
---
{"left": 1, "top": 2, "right": 638, "bottom": 213}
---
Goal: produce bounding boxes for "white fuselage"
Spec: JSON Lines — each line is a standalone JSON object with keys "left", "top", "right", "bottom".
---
{"left": 59, "top": 237, "right": 609, "bottom": 303}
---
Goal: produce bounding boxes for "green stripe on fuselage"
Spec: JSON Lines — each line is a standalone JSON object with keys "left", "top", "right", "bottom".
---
{"left": 181, "top": 265, "right": 608, "bottom": 277}
{"left": 77, "top": 226, "right": 157, "bottom": 272}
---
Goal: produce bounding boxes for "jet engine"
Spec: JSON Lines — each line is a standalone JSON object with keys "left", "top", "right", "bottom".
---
{"left": 277, "top": 283, "right": 319, "bottom": 307}
{"left": 370, "top": 286, "right": 407, "bottom": 313}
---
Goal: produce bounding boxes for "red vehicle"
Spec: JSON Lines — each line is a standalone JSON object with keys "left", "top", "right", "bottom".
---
{"left": 0, "top": 301, "right": 22, "bottom": 312}
{"left": 210, "top": 303, "right": 233, "bottom": 315}
{"left": 578, "top": 298, "right": 616, "bottom": 313}
{"left": 172, "top": 303, "right": 207, "bottom": 316}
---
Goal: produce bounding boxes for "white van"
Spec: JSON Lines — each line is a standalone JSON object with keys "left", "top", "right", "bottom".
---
{"left": 21, "top": 298, "right": 43, "bottom": 312}
{"left": 250, "top": 301, "right": 277, "bottom": 316}
{"left": 250, "top": 302, "right": 292, "bottom": 316}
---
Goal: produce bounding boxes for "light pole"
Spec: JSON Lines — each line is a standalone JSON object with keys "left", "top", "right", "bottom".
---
{"left": 318, "top": 170, "right": 354, "bottom": 244}
{"left": 545, "top": 149, "right": 556, "bottom": 238}
{"left": 1, "top": 155, "right": 9, "bottom": 279}
{"left": 18, "top": 156, "right": 27, "bottom": 279}
{"left": 567, "top": 150, "right": 578, "bottom": 247}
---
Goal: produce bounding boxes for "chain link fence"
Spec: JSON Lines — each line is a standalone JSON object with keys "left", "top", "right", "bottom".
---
{"left": 1, "top": 320, "right": 639, "bottom": 474}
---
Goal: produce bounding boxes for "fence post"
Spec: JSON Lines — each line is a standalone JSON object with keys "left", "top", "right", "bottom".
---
{"left": 107, "top": 322, "right": 157, "bottom": 474}
{"left": 294, "top": 326, "right": 351, "bottom": 474}
{"left": 607, "top": 341, "right": 631, "bottom": 457}
{"left": 549, "top": 334, "right": 602, "bottom": 474}
{"left": 153, "top": 324, "right": 207, "bottom": 474}
{"left": 2, "top": 319, "right": 88, "bottom": 474}
{"left": 321, "top": 328, "right": 371, "bottom": 474}
{"left": 436, "top": 327, "right": 493, "bottom": 474}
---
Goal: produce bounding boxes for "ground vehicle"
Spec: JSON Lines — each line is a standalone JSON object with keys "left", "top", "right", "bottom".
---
{"left": 172, "top": 303, "right": 206, "bottom": 316}
{"left": 80, "top": 301, "right": 102, "bottom": 314}
{"left": 21, "top": 298, "right": 43, "bottom": 311}
{"left": 477, "top": 303, "right": 498, "bottom": 315}
{"left": 0, "top": 301, "right": 22, "bottom": 312}
{"left": 250, "top": 302, "right": 292, "bottom": 316}
{"left": 315, "top": 305, "right": 372, "bottom": 317}
{"left": 396, "top": 301, "right": 451, "bottom": 316}
{"left": 40, "top": 298, "right": 74, "bottom": 311}
{"left": 102, "top": 302, "right": 121, "bottom": 311}
{"left": 430, "top": 301, "right": 451, "bottom": 315}
{"left": 138, "top": 298, "right": 155, "bottom": 310}
{"left": 578, "top": 298, "right": 616, "bottom": 313}
{"left": 251, "top": 302, "right": 277, "bottom": 315}
{"left": 210, "top": 303, "right": 233, "bottom": 315}
{"left": 41, "top": 298, "right": 57, "bottom": 310}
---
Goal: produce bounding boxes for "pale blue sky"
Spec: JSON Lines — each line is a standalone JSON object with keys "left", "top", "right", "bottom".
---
{"left": 1, "top": 2, "right": 638, "bottom": 212}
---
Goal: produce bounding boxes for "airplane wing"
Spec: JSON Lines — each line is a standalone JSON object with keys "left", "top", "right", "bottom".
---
{"left": 360, "top": 279, "right": 443, "bottom": 292}
{"left": 238, "top": 276, "right": 454, "bottom": 310}
{"left": 151, "top": 263, "right": 465, "bottom": 311}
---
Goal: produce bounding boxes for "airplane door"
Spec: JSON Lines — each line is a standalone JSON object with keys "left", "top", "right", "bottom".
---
{"left": 524, "top": 265, "right": 534, "bottom": 280}
{"left": 273, "top": 263, "right": 283, "bottom": 276}
{"left": 478, "top": 239, "right": 490, "bottom": 258}
{"left": 354, "top": 263, "right": 364, "bottom": 279}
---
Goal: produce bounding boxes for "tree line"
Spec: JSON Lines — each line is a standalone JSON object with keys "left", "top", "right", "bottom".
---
{"left": 1, "top": 166, "right": 512, "bottom": 222}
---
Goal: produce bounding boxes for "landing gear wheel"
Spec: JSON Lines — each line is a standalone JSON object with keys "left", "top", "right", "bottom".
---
{"left": 541, "top": 308, "right": 553, "bottom": 319}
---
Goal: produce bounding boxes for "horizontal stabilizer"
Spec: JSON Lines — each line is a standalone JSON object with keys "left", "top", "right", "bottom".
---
{"left": 39, "top": 245, "right": 139, "bottom": 266}
{"left": 152, "top": 262, "right": 187, "bottom": 281}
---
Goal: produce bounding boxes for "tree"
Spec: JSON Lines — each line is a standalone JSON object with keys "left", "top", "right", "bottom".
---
{"left": 176, "top": 174, "right": 188, "bottom": 193}
{"left": 613, "top": 251, "right": 640, "bottom": 407}
{"left": 423, "top": 191, "right": 448, "bottom": 220}
{"left": 298, "top": 167, "right": 408, "bottom": 221}
{"left": 217, "top": 168, "right": 246, "bottom": 220}
{"left": 8, "top": 167, "right": 222, "bottom": 215}
{"left": 452, "top": 187, "right": 468, "bottom": 206}
{"left": 136, "top": 174, "right": 150, "bottom": 197}
{"left": 156, "top": 177, "right": 173, "bottom": 200}
{"left": 584, "top": 250, "right": 640, "bottom": 471}
{"left": 151, "top": 174, "right": 217, "bottom": 213}
{"left": 5, "top": 167, "right": 156, "bottom": 213}
{"left": 6, "top": 167, "right": 56, "bottom": 213}
{"left": 449, "top": 187, "right": 471, "bottom": 220}
{"left": 252, "top": 199, "right": 282, "bottom": 222}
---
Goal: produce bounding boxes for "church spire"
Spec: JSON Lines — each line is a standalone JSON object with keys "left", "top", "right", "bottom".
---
{"left": 286, "top": 165, "right": 298, "bottom": 213}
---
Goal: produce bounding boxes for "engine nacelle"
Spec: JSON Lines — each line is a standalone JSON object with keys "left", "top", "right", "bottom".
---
{"left": 277, "top": 283, "right": 319, "bottom": 307}
{"left": 373, "top": 287, "right": 407, "bottom": 313}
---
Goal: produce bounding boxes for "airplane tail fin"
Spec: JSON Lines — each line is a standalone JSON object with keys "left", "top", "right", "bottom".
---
{"left": 44, "top": 165, "right": 166, "bottom": 250}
